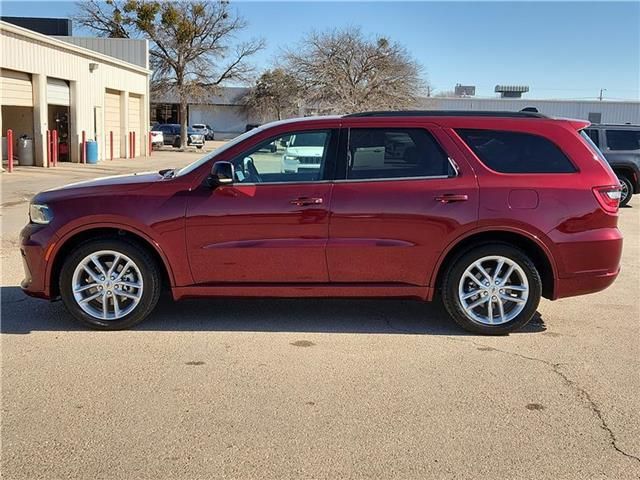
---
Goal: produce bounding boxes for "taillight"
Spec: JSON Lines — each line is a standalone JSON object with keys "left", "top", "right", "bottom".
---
{"left": 592, "top": 185, "right": 622, "bottom": 213}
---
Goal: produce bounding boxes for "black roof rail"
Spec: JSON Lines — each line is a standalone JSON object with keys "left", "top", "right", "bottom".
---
{"left": 344, "top": 110, "right": 549, "bottom": 119}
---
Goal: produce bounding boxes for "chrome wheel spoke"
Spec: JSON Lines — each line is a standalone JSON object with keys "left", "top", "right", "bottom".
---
{"left": 493, "top": 260, "right": 505, "bottom": 282}
{"left": 464, "top": 273, "right": 484, "bottom": 288}
{"left": 107, "top": 254, "right": 121, "bottom": 277}
{"left": 112, "top": 294, "right": 120, "bottom": 318}
{"left": 503, "top": 285, "right": 527, "bottom": 292}
{"left": 72, "top": 250, "right": 143, "bottom": 321}
{"left": 487, "top": 299, "right": 494, "bottom": 323}
{"left": 462, "top": 290, "right": 480, "bottom": 300}
{"left": 500, "top": 294, "right": 525, "bottom": 304}
{"left": 82, "top": 266, "right": 101, "bottom": 283}
{"left": 467, "top": 296, "right": 489, "bottom": 309}
{"left": 102, "top": 293, "right": 109, "bottom": 319}
{"left": 476, "top": 264, "right": 492, "bottom": 283}
{"left": 79, "top": 291, "right": 102, "bottom": 304}
{"left": 73, "top": 283, "right": 96, "bottom": 293}
{"left": 497, "top": 297, "right": 505, "bottom": 322}
{"left": 90, "top": 255, "right": 107, "bottom": 278}
{"left": 118, "top": 290, "right": 141, "bottom": 301}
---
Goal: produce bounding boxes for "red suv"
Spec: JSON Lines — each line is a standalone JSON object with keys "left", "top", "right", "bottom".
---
{"left": 20, "top": 111, "right": 623, "bottom": 334}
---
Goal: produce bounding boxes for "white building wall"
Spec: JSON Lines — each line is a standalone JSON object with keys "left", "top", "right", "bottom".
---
{"left": 0, "top": 22, "right": 150, "bottom": 165}
{"left": 189, "top": 104, "right": 251, "bottom": 134}
{"left": 418, "top": 97, "right": 640, "bottom": 124}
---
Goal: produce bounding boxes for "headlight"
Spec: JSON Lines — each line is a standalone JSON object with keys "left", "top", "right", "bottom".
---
{"left": 29, "top": 204, "right": 53, "bottom": 224}
{"left": 284, "top": 155, "right": 298, "bottom": 162}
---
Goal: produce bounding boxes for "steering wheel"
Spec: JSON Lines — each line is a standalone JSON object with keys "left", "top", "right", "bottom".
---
{"left": 242, "top": 156, "right": 262, "bottom": 183}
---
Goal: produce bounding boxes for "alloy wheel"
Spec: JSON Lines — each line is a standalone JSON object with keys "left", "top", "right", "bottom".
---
{"left": 457, "top": 255, "right": 529, "bottom": 325}
{"left": 71, "top": 250, "right": 144, "bottom": 321}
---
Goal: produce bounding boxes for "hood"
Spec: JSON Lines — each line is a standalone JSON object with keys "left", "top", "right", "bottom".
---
{"left": 35, "top": 171, "right": 165, "bottom": 202}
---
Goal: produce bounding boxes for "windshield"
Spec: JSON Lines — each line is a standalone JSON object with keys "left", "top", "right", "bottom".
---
{"left": 176, "top": 126, "right": 266, "bottom": 177}
{"left": 192, "top": 124, "right": 205, "bottom": 129}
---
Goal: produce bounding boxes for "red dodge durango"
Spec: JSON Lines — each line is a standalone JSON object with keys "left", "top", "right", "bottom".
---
{"left": 20, "top": 111, "right": 623, "bottom": 334}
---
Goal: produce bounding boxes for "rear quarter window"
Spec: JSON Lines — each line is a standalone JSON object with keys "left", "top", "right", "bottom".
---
{"left": 605, "top": 129, "right": 640, "bottom": 151}
{"left": 457, "top": 129, "right": 577, "bottom": 174}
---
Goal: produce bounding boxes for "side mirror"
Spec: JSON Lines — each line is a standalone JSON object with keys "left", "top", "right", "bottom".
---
{"left": 207, "top": 161, "right": 234, "bottom": 187}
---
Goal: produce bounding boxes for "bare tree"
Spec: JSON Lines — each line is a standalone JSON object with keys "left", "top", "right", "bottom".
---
{"left": 74, "top": 0, "right": 263, "bottom": 148}
{"left": 283, "top": 28, "right": 426, "bottom": 114}
{"left": 243, "top": 69, "right": 301, "bottom": 121}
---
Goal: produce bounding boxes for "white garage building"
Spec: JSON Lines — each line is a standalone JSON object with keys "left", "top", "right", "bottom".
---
{"left": 1, "top": 21, "right": 151, "bottom": 167}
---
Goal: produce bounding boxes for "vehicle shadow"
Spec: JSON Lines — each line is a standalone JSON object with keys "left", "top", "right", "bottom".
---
{"left": 0, "top": 286, "right": 547, "bottom": 336}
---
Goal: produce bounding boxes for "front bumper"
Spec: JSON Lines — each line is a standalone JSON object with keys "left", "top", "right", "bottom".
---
{"left": 20, "top": 223, "right": 56, "bottom": 300}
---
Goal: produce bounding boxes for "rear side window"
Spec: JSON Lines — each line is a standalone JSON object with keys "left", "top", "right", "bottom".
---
{"left": 584, "top": 129, "right": 600, "bottom": 147}
{"left": 605, "top": 130, "right": 640, "bottom": 151}
{"left": 347, "top": 128, "right": 450, "bottom": 180}
{"left": 457, "top": 129, "right": 577, "bottom": 174}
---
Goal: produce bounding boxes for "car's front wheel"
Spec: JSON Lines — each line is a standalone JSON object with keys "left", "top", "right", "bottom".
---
{"left": 59, "top": 238, "right": 161, "bottom": 330}
{"left": 441, "top": 244, "right": 542, "bottom": 335}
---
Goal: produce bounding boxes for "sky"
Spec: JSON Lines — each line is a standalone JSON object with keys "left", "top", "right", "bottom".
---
{"left": 1, "top": 1, "right": 639, "bottom": 100}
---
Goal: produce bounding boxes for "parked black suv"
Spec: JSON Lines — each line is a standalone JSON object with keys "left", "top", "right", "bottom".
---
{"left": 583, "top": 124, "right": 640, "bottom": 206}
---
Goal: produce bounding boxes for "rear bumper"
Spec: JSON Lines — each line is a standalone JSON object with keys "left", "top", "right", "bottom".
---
{"left": 550, "top": 227, "right": 623, "bottom": 299}
{"left": 554, "top": 267, "right": 620, "bottom": 299}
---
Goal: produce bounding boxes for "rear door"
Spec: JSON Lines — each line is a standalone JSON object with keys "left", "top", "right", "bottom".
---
{"left": 327, "top": 124, "right": 479, "bottom": 286}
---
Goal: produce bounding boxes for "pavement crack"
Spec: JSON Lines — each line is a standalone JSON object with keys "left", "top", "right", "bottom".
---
{"left": 448, "top": 337, "right": 640, "bottom": 465}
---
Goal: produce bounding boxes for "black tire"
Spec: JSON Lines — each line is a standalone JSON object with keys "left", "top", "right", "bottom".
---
{"left": 617, "top": 174, "right": 633, "bottom": 207}
{"left": 441, "top": 243, "right": 542, "bottom": 335}
{"left": 59, "top": 238, "right": 161, "bottom": 330}
{"left": 197, "top": 145, "right": 203, "bottom": 150}
{"left": 173, "top": 137, "right": 181, "bottom": 148}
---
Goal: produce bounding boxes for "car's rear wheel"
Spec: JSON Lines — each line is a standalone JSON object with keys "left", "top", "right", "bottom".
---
{"left": 617, "top": 174, "right": 633, "bottom": 207}
{"left": 60, "top": 238, "right": 161, "bottom": 330}
{"left": 441, "top": 244, "right": 542, "bottom": 335}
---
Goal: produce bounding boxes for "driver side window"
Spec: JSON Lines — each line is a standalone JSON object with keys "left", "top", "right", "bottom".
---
{"left": 231, "top": 130, "right": 331, "bottom": 184}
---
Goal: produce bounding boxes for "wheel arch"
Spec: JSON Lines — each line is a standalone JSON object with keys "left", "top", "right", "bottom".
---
{"left": 432, "top": 229, "right": 557, "bottom": 299}
{"left": 612, "top": 166, "right": 637, "bottom": 194}
{"left": 48, "top": 225, "right": 175, "bottom": 297}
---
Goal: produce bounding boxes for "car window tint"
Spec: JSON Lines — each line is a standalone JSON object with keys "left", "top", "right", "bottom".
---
{"left": 347, "top": 128, "right": 450, "bottom": 180}
{"left": 584, "top": 129, "right": 600, "bottom": 147}
{"left": 457, "top": 129, "right": 577, "bottom": 174}
{"left": 231, "top": 130, "right": 330, "bottom": 184}
{"left": 605, "top": 130, "right": 640, "bottom": 151}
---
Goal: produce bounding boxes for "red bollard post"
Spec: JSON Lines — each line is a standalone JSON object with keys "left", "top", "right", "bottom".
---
{"left": 6, "top": 129, "right": 13, "bottom": 173}
{"left": 132, "top": 131, "right": 136, "bottom": 159}
{"left": 148, "top": 132, "right": 152, "bottom": 157}
{"left": 110, "top": 131, "right": 113, "bottom": 160}
{"left": 128, "top": 132, "right": 132, "bottom": 159}
{"left": 52, "top": 130, "right": 58, "bottom": 167}
{"left": 46, "top": 130, "right": 51, "bottom": 167}
{"left": 81, "top": 130, "right": 86, "bottom": 164}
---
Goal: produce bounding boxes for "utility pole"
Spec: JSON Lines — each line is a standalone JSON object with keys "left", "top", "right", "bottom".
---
{"left": 599, "top": 88, "right": 607, "bottom": 101}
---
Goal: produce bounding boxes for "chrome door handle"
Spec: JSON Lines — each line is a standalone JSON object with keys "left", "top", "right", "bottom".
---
{"left": 290, "top": 197, "right": 323, "bottom": 206}
{"left": 435, "top": 194, "right": 469, "bottom": 203}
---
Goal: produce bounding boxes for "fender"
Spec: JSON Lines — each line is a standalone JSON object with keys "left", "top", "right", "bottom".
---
{"left": 427, "top": 224, "right": 560, "bottom": 298}
{"left": 45, "top": 220, "right": 179, "bottom": 292}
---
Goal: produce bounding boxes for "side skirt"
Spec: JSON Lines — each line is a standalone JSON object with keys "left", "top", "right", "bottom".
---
{"left": 172, "top": 283, "right": 434, "bottom": 302}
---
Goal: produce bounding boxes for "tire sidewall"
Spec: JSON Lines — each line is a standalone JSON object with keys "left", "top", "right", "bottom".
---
{"left": 59, "top": 239, "right": 161, "bottom": 330}
{"left": 442, "top": 244, "right": 542, "bottom": 335}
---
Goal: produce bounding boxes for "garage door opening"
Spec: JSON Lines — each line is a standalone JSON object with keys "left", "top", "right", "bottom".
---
{"left": 47, "top": 78, "right": 71, "bottom": 162}
{"left": 2, "top": 69, "right": 35, "bottom": 166}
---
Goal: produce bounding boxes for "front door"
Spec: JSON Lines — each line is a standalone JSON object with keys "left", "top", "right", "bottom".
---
{"left": 327, "top": 125, "right": 479, "bottom": 286}
{"left": 185, "top": 129, "right": 338, "bottom": 284}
